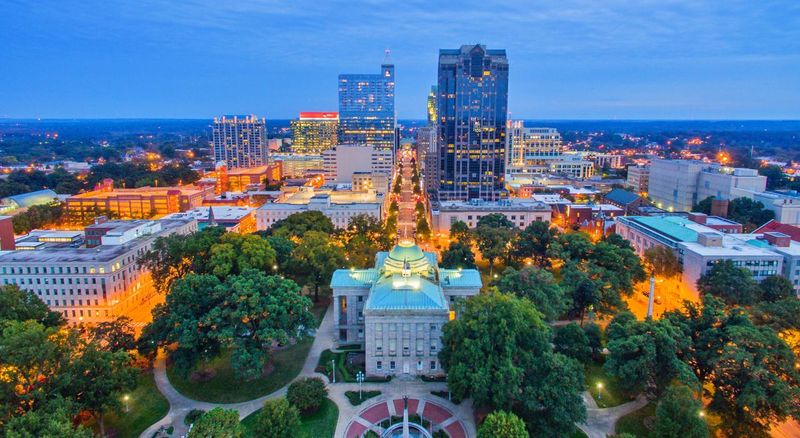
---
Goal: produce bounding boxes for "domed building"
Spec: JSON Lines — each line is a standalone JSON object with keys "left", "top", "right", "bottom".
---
{"left": 331, "top": 239, "right": 481, "bottom": 377}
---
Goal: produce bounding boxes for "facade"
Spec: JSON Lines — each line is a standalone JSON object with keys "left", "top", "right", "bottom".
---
{"left": 214, "top": 164, "right": 280, "bottom": 194}
{"left": 741, "top": 190, "right": 800, "bottom": 225}
{"left": 330, "top": 240, "right": 481, "bottom": 377}
{"left": 338, "top": 63, "right": 396, "bottom": 151}
{"left": 626, "top": 164, "right": 650, "bottom": 194}
{"left": 616, "top": 215, "right": 798, "bottom": 294}
{"left": 648, "top": 159, "right": 767, "bottom": 212}
{"left": 273, "top": 154, "right": 325, "bottom": 178}
{"left": 256, "top": 187, "right": 384, "bottom": 230}
{"left": 430, "top": 198, "right": 551, "bottom": 232}
{"left": 212, "top": 115, "right": 268, "bottom": 168}
{"left": 506, "top": 123, "right": 562, "bottom": 174}
{"left": 0, "top": 189, "right": 59, "bottom": 214}
{"left": 163, "top": 206, "right": 256, "bottom": 234}
{"left": 0, "top": 219, "right": 197, "bottom": 325}
{"left": 352, "top": 172, "right": 389, "bottom": 194}
{"left": 0, "top": 216, "right": 15, "bottom": 250}
{"left": 65, "top": 179, "right": 213, "bottom": 222}
{"left": 322, "top": 144, "right": 393, "bottom": 183}
{"left": 437, "top": 45, "right": 509, "bottom": 201}
{"left": 592, "top": 153, "right": 624, "bottom": 170}
{"left": 290, "top": 112, "right": 339, "bottom": 154}
{"left": 416, "top": 127, "right": 437, "bottom": 192}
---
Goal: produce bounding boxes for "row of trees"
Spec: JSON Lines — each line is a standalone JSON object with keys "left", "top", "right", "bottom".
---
{"left": 0, "top": 285, "right": 140, "bottom": 436}
{"left": 693, "top": 196, "right": 774, "bottom": 232}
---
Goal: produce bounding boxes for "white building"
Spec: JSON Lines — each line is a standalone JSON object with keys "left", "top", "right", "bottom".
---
{"left": 648, "top": 159, "right": 767, "bottom": 212}
{"left": 322, "top": 144, "right": 393, "bottom": 183}
{"left": 504, "top": 123, "right": 594, "bottom": 180}
{"left": 626, "top": 164, "right": 650, "bottom": 194}
{"left": 256, "top": 187, "right": 384, "bottom": 230}
{"left": 272, "top": 154, "right": 325, "bottom": 178}
{"left": 212, "top": 115, "right": 268, "bottom": 169}
{"left": 430, "top": 198, "right": 552, "bottom": 233}
{"left": 0, "top": 218, "right": 197, "bottom": 326}
{"left": 352, "top": 172, "right": 389, "bottom": 194}
{"left": 740, "top": 190, "right": 800, "bottom": 226}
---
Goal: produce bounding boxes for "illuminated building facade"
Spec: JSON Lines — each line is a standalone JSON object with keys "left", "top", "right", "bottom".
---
{"left": 0, "top": 218, "right": 197, "bottom": 326}
{"left": 290, "top": 112, "right": 339, "bottom": 154}
{"left": 212, "top": 115, "right": 268, "bottom": 168}
{"left": 330, "top": 240, "right": 481, "bottom": 376}
{"left": 338, "top": 63, "right": 396, "bottom": 152}
{"left": 437, "top": 45, "right": 508, "bottom": 201}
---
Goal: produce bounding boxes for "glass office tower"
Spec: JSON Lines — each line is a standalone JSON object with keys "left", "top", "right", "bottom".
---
{"left": 338, "top": 64, "right": 396, "bottom": 151}
{"left": 436, "top": 45, "right": 508, "bottom": 201}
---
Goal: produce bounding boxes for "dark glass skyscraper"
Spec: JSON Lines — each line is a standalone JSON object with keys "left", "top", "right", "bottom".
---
{"left": 436, "top": 45, "right": 508, "bottom": 201}
{"left": 338, "top": 63, "right": 396, "bottom": 151}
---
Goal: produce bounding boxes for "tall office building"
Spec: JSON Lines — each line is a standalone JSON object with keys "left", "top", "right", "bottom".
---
{"left": 506, "top": 123, "right": 562, "bottom": 172}
{"left": 338, "top": 63, "right": 396, "bottom": 151}
{"left": 437, "top": 45, "right": 509, "bottom": 201}
{"left": 426, "top": 86, "right": 437, "bottom": 125}
{"left": 290, "top": 112, "right": 339, "bottom": 154}
{"left": 212, "top": 115, "right": 268, "bottom": 168}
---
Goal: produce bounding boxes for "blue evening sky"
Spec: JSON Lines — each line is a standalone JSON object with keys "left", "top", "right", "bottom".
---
{"left": 1, "top": 0, "right": 799, "bottom": 119}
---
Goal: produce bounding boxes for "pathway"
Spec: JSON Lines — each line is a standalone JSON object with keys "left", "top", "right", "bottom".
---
{"left": 578, "top": 391, "right": 649, "bottom": 438}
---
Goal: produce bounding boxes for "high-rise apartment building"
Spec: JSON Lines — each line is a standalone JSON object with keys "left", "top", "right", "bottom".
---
{"left": 212, "top": 115, "right": 268, "bottom": 168}
{"left": 338, "top": 63, "right": 396, "bottom": 151}
{"left": 436, "top": 45, "right": 509, "bottom": 201}
{"left": 290, "top": 112, "right": 338, "bottom": 154}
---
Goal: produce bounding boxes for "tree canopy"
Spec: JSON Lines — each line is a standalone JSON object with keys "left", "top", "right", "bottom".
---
{"left": 696, "top": 260, "right": 760, "bottom": 306}
{"left": 440, "top": 241, "right": 477, "bottom": 270}
{"left": 495, "top": 266, "right": 568, "bottom": 321}
{"left": 188, "top": 407, "right": 243, "bottom": 438}
{"left": 253, "top": 398, "right": 301, "bottom": 438}
{"left": 478, "top": 410, "right": 529, "bottom": 438}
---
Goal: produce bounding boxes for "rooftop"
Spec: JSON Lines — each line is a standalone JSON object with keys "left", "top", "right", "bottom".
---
{"left": 69, "top": 185, "right": 208, "bottom": 199}
{"left": 604, "top": 188, "right": 641, "bottom": 206}
{"left": 434, "top": 199, "right": 550, "bottom": 212}
{"left": 164, "top": 206, "right": 254, "bottom": 222}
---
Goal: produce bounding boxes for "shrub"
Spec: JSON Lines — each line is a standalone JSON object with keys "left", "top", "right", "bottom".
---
{"left": 286, "top": 377, "right": 328, "bottom": 414}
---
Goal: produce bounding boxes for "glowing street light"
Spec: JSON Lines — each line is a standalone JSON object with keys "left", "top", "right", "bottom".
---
{"left": 596, "top": 382, "right": 604, "bottom": 402}
{"left": 123, "top": 394, "right": 130, "bottom": 412}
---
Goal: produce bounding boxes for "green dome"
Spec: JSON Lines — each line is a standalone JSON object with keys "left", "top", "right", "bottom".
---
{"left": 384, "top": 240, "right": 429, "bottom": 274}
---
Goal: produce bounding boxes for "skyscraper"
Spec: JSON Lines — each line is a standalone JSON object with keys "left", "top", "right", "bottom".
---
{"left": 212, "top": 115, "right": 268, "bottom": 168}
{"left": 506, "top": 123, "right": 562, "bottom": 173}
{"left": 338, "top": 63, "right": 396, "bottom": 151}
{"left": 290, "top": 112, "right": 338, "bottom": 154}
{"left": 436, "top": 45, "right": 509, "bottom": 201}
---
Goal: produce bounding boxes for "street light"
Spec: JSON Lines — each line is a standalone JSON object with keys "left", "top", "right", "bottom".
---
{"left": 596, "top": 382, "right": 604, "bottom": 402}
{"left": 356, "top": 371, "right": 365, "bottom": 399}
{"left": 123, "top": 394, "right": 130, "bottom": 412}
{"left": 698, "top": 410, "right": 706, "bottom": 419}
{"left": 331, "top": 359, "right": 336, "bottom": 383}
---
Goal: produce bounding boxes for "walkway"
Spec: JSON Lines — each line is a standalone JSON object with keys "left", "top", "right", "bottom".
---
{"left": 139, "top": 304, "right": 337, "bottom": 438}
{"left": 578, "top": 391, "right": 649, "bottom": 438}
{"left": 342, "top": 397, "right": 469, "bottom": 438}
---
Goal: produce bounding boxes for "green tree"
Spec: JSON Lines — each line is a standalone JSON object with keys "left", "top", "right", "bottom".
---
{"left": 548, "top": 232, "right": 593, "bottom": 262}
{"left": 478, "top": 410, "right": 528, "bottom": 438}
{"left": 440, "top": 241, "right": 477, "bottom": 269}
{"left": 290, "top": 230, "right": 345, "bottom": 302}
{"left": 89, "top": 316, "right": 136, "bottom": 352}
{"left": 758, "top": 165, "right": 787, "bottom": 190}
{"left": 696, "top": 260, "right": 760, "bottom": 306}
{"left": 269, "top": 211, "right": 335, "bottom": 239}
{"left": 475, "top": 214, "right": 517, "bottom": 274}
{"left": 188, "top": 407, "right": 243, "bottom": 438}
{"left": 0, "top": 284, "right": 65, "bottom": 327}
{"left": 286, "top": 377, "right": 328, "bottom": 414}
{"left": 758, "top": 275, "right": 794, "bottom": 302}
{"left": 653, "top": 385, "right": 709, "bottom": 438}
{"left": 439, "top": 291, "right": 586, "bottom": 435}
{"left": 584, "top": 323, "right": 603, "bottom": 361}
{"left": 416, "top": 216, "right": 432, "bottom": 240}
{"left": 692, "top": 196, "right": 714, "bottom": 215}
{"left": 553, "top": 323, "right": 591, "bottom": 363}
{"left": 560, "top": 262, "right": 601, "bottom": 324}
{"left": 449, "top": 220, "right": 472, "bottom": 244}
{"left": 495, "top": 266, "right": 568, "bottom": 321}
{"left": 253, "top": 398, "right": 301, "bottom": 438}
{"left": 726, "top": 197, "right": 775, "bottom": 232}
{"left": 208, "top": 233, "right": 276, "bottom": 278}
{"left": 513, "top": 221, "right": 559, "bottom": 267}
{"left": 643, "top": 246, "right": 682, "bottom": 278}
{"left": 267, "top": 235, "right": 295, "bottom": 271}
{"left": 4, "top": 400, "right": 92, "bottom": 438}
{"left": 12, "top": 203, "right": 65, "bottom": 234}
{"left": 140, "top": 226, "right": 226, "bottom": 293}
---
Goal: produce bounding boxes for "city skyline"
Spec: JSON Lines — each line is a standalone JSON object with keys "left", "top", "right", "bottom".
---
{"left": 1, "top": 1, "right": 799, "bottom": 120}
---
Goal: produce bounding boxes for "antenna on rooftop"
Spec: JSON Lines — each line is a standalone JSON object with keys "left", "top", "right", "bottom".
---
{"left": 384, "top": 49, "right": 392, "bottom": 63}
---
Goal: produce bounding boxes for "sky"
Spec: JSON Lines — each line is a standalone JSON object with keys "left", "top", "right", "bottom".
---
{"left": 1, "top": 0, "right": 799, "bottom": 120}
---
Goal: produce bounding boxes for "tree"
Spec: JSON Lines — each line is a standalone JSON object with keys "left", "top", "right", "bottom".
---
{"left": 560, "top": 262, "right": 601, "bottom": 324}
{"left": 267, "top": 235, "right": 295, "bottom": 271}
{"left": 416, "top": 216, "right": 432, "bottom": 240}
{"left": 478, "top": 411, "right": 528, "bottom": 438}
{"left": 692, "top": 196, "right": 714, "bottom": 215}
{"left": 653, "top": 385, "right": 709, "bottom": 438}
{"left": 553, "top": 323, "right": 591, "bottom": 363}
{"left": 584, "top": 323, "right": 603, "bottom": 361}
{"left": 495, "top": 267, "right": 568, "bottom": 321}
{"left": 269, "top": 211, "right": 335, "bottom": 239}
{"left": 726, "top": 197, "right": 775, "bottom": 232}
{"left": 188, "top": 407, "right": 243, "bottom": 438}
{"left": 208, "top": 233, "right": 276, "bottom": 278}
{"left": 290, "top": 230, "right": 345, "bottom": 302}
{"left": 0, "top": 284, "right": 64, "bottom": 327}
{"left": 696, "top": 260, "right": 760, "bottom": 306}
{"left": 513, "top": 221, "right": 559, "bottom": 267}
{"left": 140, "top": 226, "right": 226, "bottom": 293}
{"left": 604, "top": 312, "right": 696, "bottom": 397}
{"left": 643, "top": 246, "right": 681, "bottom": 278}
{"left": 449, "top": 220, "right": 472, "bottom": 244}
{"left": 286, "top": 377, "right": 327, "bottom": 414}
{"left": 440, "top": 241, "right": 476, "bottom": 269}
{"left": 439, "top": 291, "right": 585, "bottom": 435}
{"left": 4, "top": 400, "right": 93, "bottom": 438}
{"left": 253, "top": 398, "right": 301, "bottom": 438}
{"left": 759, "top": 165, "right": 787, "bottom": 190}
{"left": 343, "top": 214, "right": 391, "bottom": 268}
{"left": 90, "top": 316, "right": 136, "bottom": 352}
{"left": 475, "top": 214, "right": 518, "bottom": 274}
{"left": 548, "top": 232, "right": 593, "bottom": 262}
{"left": 758, "top": 275, "right": 794, "bottom": 302}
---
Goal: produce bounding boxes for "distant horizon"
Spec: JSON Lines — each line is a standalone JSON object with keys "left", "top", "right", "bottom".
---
{"left": 3, "top": 117, "right": 800, "bottom": 122}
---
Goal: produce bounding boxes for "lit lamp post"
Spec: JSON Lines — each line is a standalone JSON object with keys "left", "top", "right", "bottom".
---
{"left": 331, "top": 359, "right": 336, "bottom": 384}
{"left": 356, "top": 371, "right": 365, "bottom": 400}
{"left": 596, "top": 382, "right": 604, "bottom": 403}
{"left": 272, "top": 264, "right": 278, "bottom": 273}
{"left": 123, "top": 394, "right": 130, "bottom": 413}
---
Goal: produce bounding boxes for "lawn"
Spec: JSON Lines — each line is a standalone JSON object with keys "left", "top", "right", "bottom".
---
{"left": 241, "top": 397, "right": 338, "bottom": 438}
{"left": 100, "top": 370, "right": 169, "bottom": 438}
{"left": 585, "top": 361, "right": 629, "bottom": 408}
{"left": 615, "top": 402, "right": 656, "bottom": 437}
{"left": 316, "top": 349, "right": 389, "bottom": 383}
{"left": 166, "top": 336, "right": 314, "bottom": 403}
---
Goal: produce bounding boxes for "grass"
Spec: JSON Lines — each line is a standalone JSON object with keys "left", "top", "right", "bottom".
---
{"left": 586, "top": 361, "right": 629, "bottom": 408}
{"left": 345, "top": 390, "right": 381, "bottom": 406}
{"left": 166, "top": 336, "right": 314, "bottom": 403}
{"left": 615, "top": 402, "right": 656, "bottom": 437}
{"left": 570, "top": 428, "right": 589, "bottom": 438}
{"left": 100, "top": 370, "right": 169, "bottom": 438}
{"left": 311, "top": 300, "right": 329, "bottom": 328}
{"left": 241, "top": 398, "right": 338, "bottom": 438}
